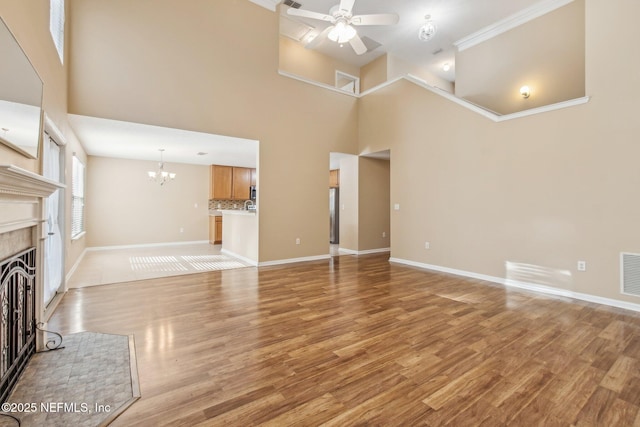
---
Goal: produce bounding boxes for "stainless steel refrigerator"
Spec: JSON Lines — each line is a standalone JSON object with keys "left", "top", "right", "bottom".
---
{"left": 329, "top": 188, "right": 339, "bottom": 244}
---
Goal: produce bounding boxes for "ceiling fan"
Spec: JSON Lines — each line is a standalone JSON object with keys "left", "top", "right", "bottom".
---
{"left": 287, "top": 0, "right": 399, "bottom": 55}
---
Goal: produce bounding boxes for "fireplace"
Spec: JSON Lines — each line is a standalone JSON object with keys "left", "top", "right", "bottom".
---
{"left": 0, "top": 247, "right": 36, "bottom": 402}
{"left": 0, "top": 165, "right": 63, "bottom": 402}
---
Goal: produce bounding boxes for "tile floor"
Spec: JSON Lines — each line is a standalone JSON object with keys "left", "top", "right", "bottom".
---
{"left": 67, "top": 243, "right": 250, "bottom": 288}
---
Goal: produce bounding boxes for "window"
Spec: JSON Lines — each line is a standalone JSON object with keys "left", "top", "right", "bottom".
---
{"left": 49, "top": 0, "right": 65, "bottom": 63}
{"left": 71, "top": 155, "right": 85, "bottom": 239}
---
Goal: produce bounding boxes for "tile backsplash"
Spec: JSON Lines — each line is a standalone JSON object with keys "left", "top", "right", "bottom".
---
{"left": 209, "top": 199, "right": 251, "bottom": 210}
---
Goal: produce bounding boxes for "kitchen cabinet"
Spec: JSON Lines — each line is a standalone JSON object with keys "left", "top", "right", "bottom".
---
{"left": 232, "top": 167, "right": 251, "bottom": 200}
{"left": 209, "top": 215, "right": 222, "bottom": 244}
{"left": 330, "top": 169, "right": 340, "bottom": 188}
{"left": 210, "top": 165, "right": 232, "bottom": 199}
{"left": 210, "top": 165, "right": 256, "bottom": 200}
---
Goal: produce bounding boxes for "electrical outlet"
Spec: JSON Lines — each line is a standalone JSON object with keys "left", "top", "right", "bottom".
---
{"left": 425, "top": 242, "right": 430, "bottom": 249}
{"left": 382, "top": 232, "right": 386, "bottom": 238}
{"left": 296, "top": 238, "right": 301, "bottom": 245}
{"left": 180, "top": 227, "right": 184, "bottom": 233}
{"left": 577, "top": 261, "right": 586, "bottom": 271}
{"left": 394, "top": 204, "right": 400, "bottom": 211}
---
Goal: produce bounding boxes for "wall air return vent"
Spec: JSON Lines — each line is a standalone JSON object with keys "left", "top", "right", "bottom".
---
{"left": 621, "top": 252, "right": 640, "bottom": 296}
{"left": 284, "top": 0, "right": 302, "bottom": 8}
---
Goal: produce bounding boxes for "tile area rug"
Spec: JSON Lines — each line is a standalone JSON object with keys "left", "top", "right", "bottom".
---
{"left": 0, "top": 332, "right": 140, "bottom": 427}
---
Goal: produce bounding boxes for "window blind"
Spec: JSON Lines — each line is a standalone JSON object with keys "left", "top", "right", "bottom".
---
{"left": 71, "top": 155, "right": 85, "bottom": 238}
{"left": 49, "top": 0, "right": 65, "bottom": 63}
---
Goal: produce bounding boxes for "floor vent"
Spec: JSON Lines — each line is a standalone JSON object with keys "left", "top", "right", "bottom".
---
{"left": 622, "top": 252, "right": 640, "bottom": 296}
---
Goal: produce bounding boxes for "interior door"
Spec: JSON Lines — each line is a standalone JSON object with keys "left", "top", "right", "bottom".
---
{"left": 42, "top": 134, "right": 65, "bottom": 306}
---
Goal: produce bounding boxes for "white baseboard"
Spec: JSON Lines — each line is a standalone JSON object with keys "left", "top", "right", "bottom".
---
{"left": 66, "top": 247, "right": 87, "bottom": 283}
{"left": 259, "top": 254, "right": 331, "bottom": 267}
{"left": 220, "top": 249, "right": 258, "bottom": 267}
{"left": 389, "top": 257, "right": 640, "bottom": 313}
{"left": 87, "top": 240, "right": 209, "bottom": 251}
{"left": 339, "top": 247, "right": 391, "bottom": 256}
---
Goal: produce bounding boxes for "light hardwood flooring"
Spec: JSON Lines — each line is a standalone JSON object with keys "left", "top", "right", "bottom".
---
{"left": 67, "top": 243, "right": 249, "bottom": 288}
{"left": 48, "top": 253, "right": 640, "bottom": 426}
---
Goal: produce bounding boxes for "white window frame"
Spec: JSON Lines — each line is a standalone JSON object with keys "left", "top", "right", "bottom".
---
{"left": 49, "top": 0, "right": 65, "bottom": 64}
{"left": 71, "top": 154, "right": 85, "bottom": 239}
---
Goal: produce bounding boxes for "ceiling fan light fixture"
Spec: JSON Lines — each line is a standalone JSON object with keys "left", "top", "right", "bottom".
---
{"left": 418, "top": 15, "right": 437, "bottom": 42}
{"left": 328, "top": 20, "right": 356, "bottom": 43}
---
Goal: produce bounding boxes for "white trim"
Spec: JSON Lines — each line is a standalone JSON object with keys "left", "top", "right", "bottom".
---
{"left": 335, "top": 70, "right": 360, "bottom": 95}
{"left": 278, "top": 71, "right": 590, "bottom": 123}
{"left": 44, "top": 114, "right": 67, "bottom": 146}
{"left": 0, "top": 164, "right": 65, "bottom": 198}
{"left": 221, "top": 248, "right": 258, "bottom": 267}
{"left": 404, "top": 74, "right": 591, "bottom": 122}
{"left": 278, "top": 70, "right": 360, "bottom": 98}
{"left": 86, "top": 240, "right": 210, "bottom": 251}
{"left": 66, "top": 247, "right": 87, "bottom": 283}
{"left": 389, "top": 257, "right": 640, "bottom": 313}
{"left": 339, "top": 247, "right": 391, "bottom": 256}
{"left": 454, "top": 0, "right": 575, "bottom": 52}
{"left": 259, "top": 254, "right": 331, "bottom": 267}
{"left": 248, "top": 0, "right": 282, "bottom": 12}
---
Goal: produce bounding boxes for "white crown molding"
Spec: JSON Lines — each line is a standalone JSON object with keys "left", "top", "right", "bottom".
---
{"left": 389, "top": 257, "right": 640, "bottom": 313}
{"left": 248, "top": 0, "right": 282, "bottom": 12}
{"left": 454, "top": 0, "right": 575, "bottom": 52}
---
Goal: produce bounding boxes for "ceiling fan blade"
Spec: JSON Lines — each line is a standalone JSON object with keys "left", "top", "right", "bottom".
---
{"left": 349, "top": 33, "right": 367, "bottom": 55}
{"left": 305, "top": 26, "right": 333, "bottom": 50}
{"left": 339, "top": 0, "right": 356, "bottom": 15}
{"left": 287, "top": 8, "right": 334, "bottom": 22}
{"left": 351, "top": 13, "right": 399, "bottom": 26}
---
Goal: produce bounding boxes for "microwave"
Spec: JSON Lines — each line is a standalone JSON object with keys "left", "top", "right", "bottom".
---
{"left": 250, "top": 185, "right": 256, "bottom": 201}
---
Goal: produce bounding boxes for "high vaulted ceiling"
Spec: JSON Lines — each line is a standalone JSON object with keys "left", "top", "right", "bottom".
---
{"left": 279, "top": 0, "right": 547, "bottom": 82}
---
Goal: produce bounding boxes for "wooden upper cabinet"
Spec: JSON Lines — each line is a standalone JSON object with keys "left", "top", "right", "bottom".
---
{"left": 232, "top": 167, "right": 251, "bottom": 200}
{"left": 329, "top": 169, "right": 340, "bottom": 188}
{"left": 210, "top": 165, "right": 232, "bottom": 199}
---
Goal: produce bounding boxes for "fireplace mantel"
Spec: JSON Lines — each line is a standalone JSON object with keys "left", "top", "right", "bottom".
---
{"left": 0, "top": 165, "right": 65, "bottom": 234}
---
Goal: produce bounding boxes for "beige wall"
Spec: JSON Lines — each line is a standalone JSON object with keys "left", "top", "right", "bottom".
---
{"left": 338, "top": 155, "right": 358, "bottom": 251}
{"left": 86, "top": 157, "right": 209, "bottom": 247}
{"left": 358, "top": 157, "right": 390, "bottom": 251}
{"left": 358, "top": 0, "right": 640, "bottom": 304}
{"left": 279, "top": 36, "right": 360, "bottom": 88}
{"left": 360, "top": 54, "right": 387, "bottom": 93}
{"left": 68, "top": 0, "right": 359, "bottom": 262}
{"left": 455, "top": 0, "right": 585, "bottom": 114}
{"left": 0, "top": 1, "right": 88, "bottom": 278}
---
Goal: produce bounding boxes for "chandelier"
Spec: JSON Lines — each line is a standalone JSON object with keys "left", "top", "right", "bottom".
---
{"left": 418, "top": 15, "right": 437, "bottom": 42}
{"left": 147, "top": 148, "right": 176, "bottom": 186}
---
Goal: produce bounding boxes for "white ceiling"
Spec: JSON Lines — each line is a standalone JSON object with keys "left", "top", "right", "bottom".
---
{"left": 279, "top": 0, "right": 543, "bottom": 82}
{"left": 68, "top": 115, "right": 258, "bottom": 168}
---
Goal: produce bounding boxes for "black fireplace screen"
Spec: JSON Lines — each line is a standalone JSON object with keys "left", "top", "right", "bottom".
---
{"left": 0, "top": 247, "right": 36, "bottom": 403}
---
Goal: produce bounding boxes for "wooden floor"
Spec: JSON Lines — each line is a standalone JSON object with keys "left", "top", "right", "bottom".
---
{"left": 48, "top": 254, "right": 640, "bottom": 426}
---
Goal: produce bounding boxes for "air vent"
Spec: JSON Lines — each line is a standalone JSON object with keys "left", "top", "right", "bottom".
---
{"left": 621, "top": 253, "right": 640, "bottom": 296}
{"left": 432, "top": 48, "right": 443, "bottom": 55}
{"left": 284, "top": 0, "right": 302, "bottom": 9}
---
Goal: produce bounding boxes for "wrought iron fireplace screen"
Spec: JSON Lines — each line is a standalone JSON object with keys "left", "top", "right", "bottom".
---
{"left": 0, "top": 247, "right": 36, "bottom": 403}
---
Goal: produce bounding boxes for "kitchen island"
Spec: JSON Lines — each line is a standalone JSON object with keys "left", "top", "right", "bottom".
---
{"left": 218, "top": 209, "right": 258, "bottom": 266}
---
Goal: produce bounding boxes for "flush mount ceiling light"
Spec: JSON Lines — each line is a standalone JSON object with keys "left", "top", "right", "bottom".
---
{"left": 418, "top": 15, "right": 437, "bottom": 42}
{"left": 443, "top": 62, "right": 451, "bottom": 72}
{"left": 327, "top": 19, "right": 357, "bottom": 43}
{"left": 520, "top": 85, "right": 531, "bottom": 98}
{"left": 147, "top": 148, "right": 176, "bottom": 186}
